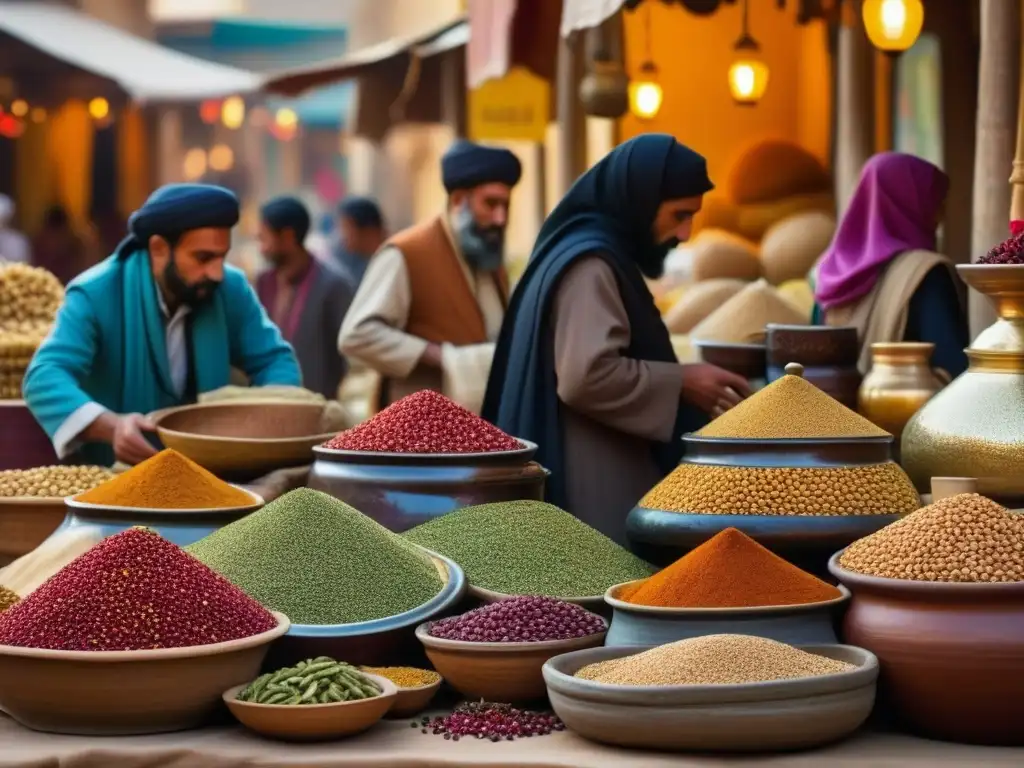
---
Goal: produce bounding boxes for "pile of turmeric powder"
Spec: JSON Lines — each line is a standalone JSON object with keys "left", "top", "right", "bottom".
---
{"left": 618, "top": 528, "right": 841, "bottom": 608}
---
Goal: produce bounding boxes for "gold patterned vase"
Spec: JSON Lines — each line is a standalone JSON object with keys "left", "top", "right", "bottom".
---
{"left": 901, "top": 265, "right": 1024, "bottom": 502}
{"left": 859, "top": 342, "right": 948, "bottom": 444}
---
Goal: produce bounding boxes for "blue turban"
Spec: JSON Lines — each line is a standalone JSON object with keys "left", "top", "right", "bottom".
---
{"left": 261, "top": 195, "right": 311, "bottom": 242}
{"left": 441, "top": 140, "right": 522, "bottom": 193}
{"left": 337, "top": 196, "right": 384, "bottom": 229}
{"left": 128, "top": 184, "right": 239, "bottom": 247}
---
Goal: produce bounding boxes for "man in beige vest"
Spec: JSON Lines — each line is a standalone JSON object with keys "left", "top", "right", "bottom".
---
{"left": 338, "top": 141, "right": 522, "bottom": 413}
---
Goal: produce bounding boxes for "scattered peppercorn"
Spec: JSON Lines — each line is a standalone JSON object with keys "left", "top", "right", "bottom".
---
{"left": 575, "top": 634, "right": 854, "bottom": 686}
{"left": 697, "top": 374, "right": 889, "bottom": 439}
{"left": 404, "top": 501, "right": 653, "bottom": 597}
{"left": 76, "top": 449, "right": 254, "bottom": 509}
{"left": 418, "top": 701, "right": 563, "bottom": 739}
{"left": 237, "top": 657, "right": 381, "bottom": 705}
{"left": 979, "top": 232, "right": 1024, "bottom": 264}
{"left": 0, "top": 465, "right": 115, "bottom": 498}
{"left": 641, "top": 462, "right": 920, "bottom": 516}
{"left": 839, "top": 493, "right": 1024, "bottom": 582}
{"left": 322, "top": 390, "right": 521, "bottom": 454}
{"left": 0, "top": 528, "right": 277, "bottom": 650}
{"left": 187, "top": 489, "right": 443, "bottom": 624}
{"left": 619, "top": 528, "right": 842, "bottom": 608}
{"left": 0, "top": 586, "right": 20, "bottom": 613}
{"left": 360, "top": 666, "right": 441, "bottom": 688}
{"left": 428, "top": 596, "right": 607, "bottom": 643}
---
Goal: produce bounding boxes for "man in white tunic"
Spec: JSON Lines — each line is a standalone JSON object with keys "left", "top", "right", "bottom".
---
{"left": 338, "top": 141, "right": 522, "bottom": 413}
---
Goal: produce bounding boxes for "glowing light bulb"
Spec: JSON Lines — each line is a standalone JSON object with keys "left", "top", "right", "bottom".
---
{"left": 88, "top": 98, "right": 110, "bottom": 120}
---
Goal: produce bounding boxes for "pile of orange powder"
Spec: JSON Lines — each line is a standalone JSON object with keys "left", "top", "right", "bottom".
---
{"left": 619, "top": 528, "right": 841, "bottom": 608}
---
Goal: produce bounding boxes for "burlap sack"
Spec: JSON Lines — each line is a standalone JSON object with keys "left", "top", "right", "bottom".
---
{"left": 690, "top": 279, "right": 808, "bottom": 344}
{"left": 663, "top": 279, "right": 747, "bottom": 333}
{"left": 727, "top": 140, "right": 831, "bottom": 205}
{"left": 689, "top": 230, "right": 762, "bottom": 282}
{"left": 761, "top": 211, "right": 836, "bottom": 285}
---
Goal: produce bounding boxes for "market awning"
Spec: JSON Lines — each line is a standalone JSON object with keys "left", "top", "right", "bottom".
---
{"left": 560, "top": 0, "right": 629, "bottom": 36}
{"left": 261, "top": 18, "right": 466, "bottom": 97}
{"left": 466, "top": 0, "right": 562, "bottom": 88}
{"left": 0, "top": 2, "right": 260, "bottom": 102}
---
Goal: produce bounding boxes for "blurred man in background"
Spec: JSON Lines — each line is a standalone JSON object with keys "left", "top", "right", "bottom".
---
{"left": 334, "top": 196, "right": 385, "bottom": 288}
{"left": 0, "top": 195, "right": 30, "bottom": 263}
{"left": 257, "top": 195, "right": 354, "bottom": 399}
{"left": 338, "top": 140, "right": 521, "bottom": 413}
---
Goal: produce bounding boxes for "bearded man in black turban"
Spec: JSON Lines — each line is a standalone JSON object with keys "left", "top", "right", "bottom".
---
{"left": 339, "top": 140, "right": 522, "bottom": 413}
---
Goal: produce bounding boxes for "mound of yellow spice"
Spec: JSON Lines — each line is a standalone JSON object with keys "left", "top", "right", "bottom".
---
{"left": 697, "top": 374, "right": 889, "bottom": 439}
{"left": 77, "top": 449, "right": 253, "bottom": 509}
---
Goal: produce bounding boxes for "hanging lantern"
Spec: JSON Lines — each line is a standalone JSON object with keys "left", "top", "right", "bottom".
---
{"left": 183, "top": 148, "right": 208, "bottom": 181}
{"left": 199, "top": 100, "right": 221, "bottom": 124}
{"left": 0, "top": 114, "right": 23, "bottom": 139}
{"left": 628, "top": 61, "right": 663, "bottom": 120}
{"left": 10, "top": 99, "right": 28, "bottom": 118}
{"left": 270, "top": 108, "right": 298, "bottom": 141}
{"left": 862, "top": 0, "right": 924, "bottom": 54}
{"left": 88, "top": 98, "right": 109, "bottom": 121}
{"left": 728, "top": 0, "right": 769, "bottom": 106}
{"left": 728, "top": 57, "right": 770, "bottom": 106}
{"left": 208, "top": 144, "right": 234, "bottom": 172}
{"left": 221, "top": 96, "right": 245, "bottom": 129}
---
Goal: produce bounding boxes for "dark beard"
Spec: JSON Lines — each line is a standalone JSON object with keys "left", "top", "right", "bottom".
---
{"left": 164, "top": 252, "right": 219, "bottom": 308}
{"left": 635, "top": 237, "right": 679, "bottom": 280}
{"left": 458, "top": 221, "right": 505, "bottom": 273}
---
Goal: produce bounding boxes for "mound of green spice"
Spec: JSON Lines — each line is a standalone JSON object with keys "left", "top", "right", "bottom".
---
{"left": 187, "top": 488, "right": 443, "bottom": 624}
{"left": 403, "top": 501, "right": 653, "bottom": 598}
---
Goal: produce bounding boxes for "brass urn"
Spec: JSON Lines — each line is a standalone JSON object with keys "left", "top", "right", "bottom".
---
{"left": 858, "top": 342, "right": 948, "bottom": 442}
{"left": 901, "top": 265, "right": 1024, "bottom": 501}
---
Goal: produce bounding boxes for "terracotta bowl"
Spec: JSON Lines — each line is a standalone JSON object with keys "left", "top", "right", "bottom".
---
{"left": 154, "top": 401, "right": 336, "bottom": 480}
{"left": 542, "top": 643, "right": 877, "bottom": 752}
{"left": 384, "top": 676, "right": 443, "bottom": 718}
{"left": 415, "top": 621, "right": 606, "bottom": 703}
{"left": 223, "top": 673, "right": 397, "bottom": 742}
{"left": 602, "top": 580, "right": 850, "bottom": 647}
{"left": 0, "top": 612, "right": 290, "bottom": 735}
{"left": 829, "top": 552, "right": 1024, "bottom": 745}
{"left": 0, "top": 497, "right": 67, "bottom": 563}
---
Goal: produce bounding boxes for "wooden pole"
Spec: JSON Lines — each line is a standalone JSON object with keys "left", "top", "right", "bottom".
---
{"left": 555, "top": 32, "right": 587, "bottom": 197}
{"left": 834, "top": 0, "right": 875, "bottom": 214}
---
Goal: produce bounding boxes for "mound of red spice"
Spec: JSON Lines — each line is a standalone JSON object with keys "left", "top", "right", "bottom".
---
{"left": 980, "top": 232, "right": 1024, "bottom": 264}
{"left": 428, "top": 596, "right": 607, "bottom": 642}
{"left": 0, "top": 528, "right": 277, "bottom": 651}
{"left": 414, "top": 701, "right": 563, "bottom": 741}
{"left": 322, "top": 390, "right": 521, "bottom": 454}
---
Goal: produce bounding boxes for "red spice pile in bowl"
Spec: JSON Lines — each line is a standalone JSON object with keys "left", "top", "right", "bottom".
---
{"left": 0, "top": 527, "right": 277, "bottom": 651}
{"left": 322, "top": 390, "right": 522, "bottom": 454}
{"left": 428, "top": 596, "right": 607, "bottom": 643}
{"left": 980, "top": 232, "right": 1024, "bottom": 264}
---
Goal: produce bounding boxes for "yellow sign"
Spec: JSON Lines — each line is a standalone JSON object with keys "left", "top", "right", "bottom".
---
{"left": 468, "top": 66, "right": 550, "bottom": 143}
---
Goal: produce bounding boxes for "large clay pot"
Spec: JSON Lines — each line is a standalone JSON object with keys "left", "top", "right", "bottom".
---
{"left": 307, "top": 443, "right": 550, "bottom": 532}
{"left": 766, "top": 325, "right": 862, "bottom": 410}
{"left": 902, "top": 265, "right": 1024, "bottom": 503}
{"left": 830, "top": 553, "right": 1024, "bottom": 745}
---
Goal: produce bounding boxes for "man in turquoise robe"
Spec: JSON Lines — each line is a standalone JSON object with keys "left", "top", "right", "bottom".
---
{"left": 23, "top": 184, "right": 301, "bottom": 466}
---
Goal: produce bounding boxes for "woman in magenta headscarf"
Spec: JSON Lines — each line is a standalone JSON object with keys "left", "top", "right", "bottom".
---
{"left": 811, "top": 152, "right": 968, "bottom": 377}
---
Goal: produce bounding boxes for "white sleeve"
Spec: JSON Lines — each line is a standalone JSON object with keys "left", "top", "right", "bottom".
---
{"left": 52, "top": 402, "right": 108, "bottom": 460}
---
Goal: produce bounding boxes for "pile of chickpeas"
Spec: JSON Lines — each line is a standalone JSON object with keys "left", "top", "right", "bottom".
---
{"left": 0, "top": 466, "right": 115, "bottom": 499}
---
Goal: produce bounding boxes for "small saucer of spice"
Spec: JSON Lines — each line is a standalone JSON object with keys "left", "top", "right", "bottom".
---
{"left": 361, "top": 666, "right": 443, "bottom": 717}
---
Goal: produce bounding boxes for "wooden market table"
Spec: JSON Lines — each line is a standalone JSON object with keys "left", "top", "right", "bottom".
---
{"left": 1, "top": 715, "right": 1021, "bottom": 768}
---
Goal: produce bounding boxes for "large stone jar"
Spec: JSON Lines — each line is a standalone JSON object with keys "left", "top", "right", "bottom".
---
{"left": 902, "top": 265, "right": 1024, "bottom": 503}
{"left": 858, "top": 342, "right": 948, "bottom": 446}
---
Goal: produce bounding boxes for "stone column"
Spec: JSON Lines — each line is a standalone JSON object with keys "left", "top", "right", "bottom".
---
{"left": 833, "top": 1, "right": 875, "bottom": 214}
{"left": 971, "top": 0, "right": 1021, "bottom": 339}
{"left": 555, "top": 32, "right": 587, "bottom": 197}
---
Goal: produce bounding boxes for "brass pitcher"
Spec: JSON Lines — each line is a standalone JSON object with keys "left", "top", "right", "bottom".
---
{"left": 859, "top": 342, "right": 948, "bottom": 440}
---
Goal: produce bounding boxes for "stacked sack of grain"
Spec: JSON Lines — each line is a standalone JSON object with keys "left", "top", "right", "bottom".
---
{"left": 0, "top": 262, "right": 63, "bottom": 400}
{"left": 689, "top": 279, "right": 808, "bottom": 344}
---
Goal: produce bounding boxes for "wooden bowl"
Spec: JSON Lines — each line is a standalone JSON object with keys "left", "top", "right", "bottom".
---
{"left": 0, "top": 497, "right": 67, "bottom": 563}
{"left": 415, "top": 622, "right": 606, "bottom": 703}
{"left": 0, "top": 612, "right": 289, "bottom": 735}
{"left": 830, "top": 552, "right": 1024, "bottom": 745}
{"left": 694, "top": 341, "right": 768, "bottom": 382}
{"left": 154, "top": 401, "right": 336, "bottom": 479}
{"left": 385, "top": 676, "right": 443, "bottom": 718}
{"left": 543, "top": 643, "right": 878, "bottom": 752}
{"left": 223, "top": 673, "right": 397, "bottom": 742}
